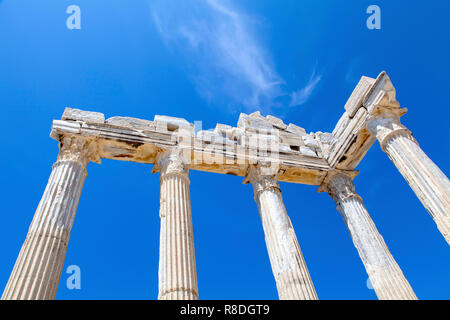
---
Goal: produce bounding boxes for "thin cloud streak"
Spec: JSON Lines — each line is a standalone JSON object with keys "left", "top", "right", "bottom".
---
{"left": 289, "top": 68, "right": 323, "bottom": 107}
{"left": 151, "top": 0, "right": 321, "bottom": 111}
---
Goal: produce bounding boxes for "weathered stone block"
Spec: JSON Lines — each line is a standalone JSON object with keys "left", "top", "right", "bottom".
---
{"left": 266, "top": 115, "right": 287, "bottom": 130}
{"left": 154, "top": 115, "right": 192, "bottom": 132}
{"left": 344, "top": 76, "right": 376, "bottom": 118}
{"left": 249, "top": 111, "right": 267, "bottom": 121}
{"left": 316, "top": 132, "right": 335, "bottom": 145}
{"left": 279, "top": 143, "right": 294, "bottom": 153}
{"left": 300, "top": 146, "right": 317, "bottom": 157}
{"left": 197, "top": 130, "right": 220, "bottom": 141}
{"left": 247, "top": 133, "right": 280, "bottom": 150}
{"left": 302, "top": 135, "right": 320, "bottom": 149}
{"left": 237, "top": 113, "right": 273, "bottom": 132}
{"left": 278, "top": 131, "right": 303, "bottom": 147}
{"left": 106, "top": 116, "right": 155, "bottom": 130}
{"left": 231, "top": 127, "right": 245, "bottom": 141}
{"left": 62, "top": 108, "right": 105, "bottom": 124}
{"left": 214, "top": 123, "right": 233, "bottom": 138}
{"left": 286, "top": 123, "right": 307, "bottom": 136}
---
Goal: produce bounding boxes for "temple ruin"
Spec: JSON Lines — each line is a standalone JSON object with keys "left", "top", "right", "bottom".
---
{"left": 2, "top": 72, "right": 449, "bottom": 300}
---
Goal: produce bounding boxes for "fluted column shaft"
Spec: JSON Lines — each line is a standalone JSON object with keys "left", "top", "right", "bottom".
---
{"left": 326, "top": 173, "right": 417, "bottom": 300}
{"left": 368, "top": 112, "right": 450, "bottom": 244}
{"left": 367, "top": 114, "right": 450, "bottom": 244}
{"left": 157, "top": 150, "right": 198, "bottom": 300}
{"left": 2, "top": 135, "right": 97, "bottom": 300}
{"left": 247, "top": 166, "right": 318, "bottom": 300}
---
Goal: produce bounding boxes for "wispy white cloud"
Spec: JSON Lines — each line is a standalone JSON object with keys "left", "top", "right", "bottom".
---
{"left": 289, "top": 67, "right": 323, "bottom": 107}
{"left": 150, "top": 0, "right": 322, "bottom": 111}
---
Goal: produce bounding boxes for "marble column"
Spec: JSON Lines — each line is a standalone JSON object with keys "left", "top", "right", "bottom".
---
{"left": 2, "top": 135, "right": 98, "bottom": 300}
{"left": 324, "top": 172, "right": 417, "bottom": 300}
{"left": 155, "top": 150, "right": 198, "bottom": 300}
{"left": 367, "top": 113, "right": 450, "bottom": 244}
{"left": 246, "top": 165, "right": 318, "bottom": 300}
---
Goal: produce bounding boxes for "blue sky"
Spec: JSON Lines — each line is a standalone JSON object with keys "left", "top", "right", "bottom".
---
{"left": 0, "top": 0, "right": 449, "bottom": 300}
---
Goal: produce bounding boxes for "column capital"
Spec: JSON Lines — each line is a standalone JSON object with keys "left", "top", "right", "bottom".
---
{"left": 244, "top": 162, "right": 281, "bottom": 197}
{"left": 319, "top": 170, "right": 361, "bottom": 204}
{"left": 153, "top": 149, "right": 189, "bottom": 180}
{"left": 361, "top": 72, "right": 417, "bottom": 151}
{"left": 366, "top": 114, "right": 416, "bottom": 152}
{"left": 57, "top": 135, "right": 100, "bottom": 168}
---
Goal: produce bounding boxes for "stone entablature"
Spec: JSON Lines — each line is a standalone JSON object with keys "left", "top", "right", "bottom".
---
{"left": 48, "top": 72, "right": 415, "bottom": 185}
{"left": 52, "top": 107, "right": 332, "bottom": 186}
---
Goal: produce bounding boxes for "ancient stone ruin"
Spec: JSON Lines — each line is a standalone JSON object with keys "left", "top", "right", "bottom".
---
{"left": 2, "top": 72, "right": 449, "bottom": 300}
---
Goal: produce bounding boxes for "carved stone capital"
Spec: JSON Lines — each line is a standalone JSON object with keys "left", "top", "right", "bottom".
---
{"left": 154, "top": 149, "right": 189, "bottom": 181}
{"left": 366, "top": 114, "right": 416, "bottom": 152}
{"left": 244, "top": 163, "right": 281, "bottom": 197}
{"left": 57, "top": 135, "right": 100, "bottom": 168}
{"left": 321, "top": 171, "right": 361, "bottom": 204}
